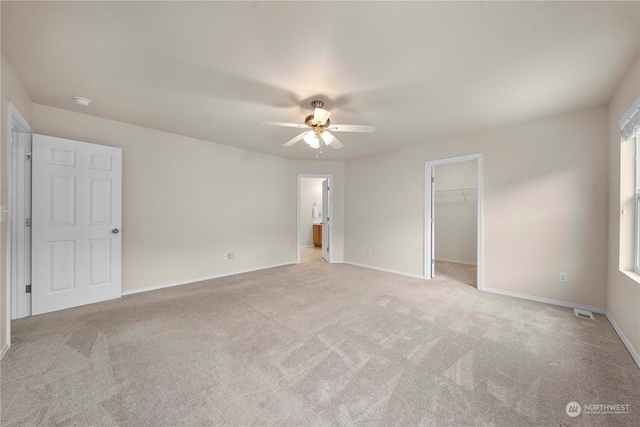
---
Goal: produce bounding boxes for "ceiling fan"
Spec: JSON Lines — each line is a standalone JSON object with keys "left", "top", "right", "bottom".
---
{"left": 261, "top": 100, "right": 375, "bottom": 156}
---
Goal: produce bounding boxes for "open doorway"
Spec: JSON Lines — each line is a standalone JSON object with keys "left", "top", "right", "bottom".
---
{"left": 297, "top": 174, "right": 332, "bottom": 264}
{"left": 434, "top": 160, "right": 477, "bottom": 287}
{"left": 425, "top": 154, "right": 483, "bottom": 289}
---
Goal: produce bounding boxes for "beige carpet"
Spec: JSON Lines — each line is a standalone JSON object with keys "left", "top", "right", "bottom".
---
{"left": 434, "top": 260, "right": 477, "bottom": 288}
{"left": 1, "top": 256, "right": 639, "bottom": 426}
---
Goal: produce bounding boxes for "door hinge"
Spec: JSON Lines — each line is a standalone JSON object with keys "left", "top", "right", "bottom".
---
{"left": 26, "top": 284, "right": 31, "bottom": 293}
{"left": 25, "top": 218, "right": 31, "bottom": 227}
{"left": 327, "top": 246, "right": 329, "bottom": 251}
{"left": 431, "top": 177, "right": 435, "bottom": 183}
{"left": 26, "top": 151, "right": 32, "bottom": 161}
{"left": 432, "top": 259, "right": 435, "bottom": 264}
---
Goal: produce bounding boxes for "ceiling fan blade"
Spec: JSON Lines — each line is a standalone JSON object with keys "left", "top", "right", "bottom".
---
{"left": 325, "top": 132, "right": 344, "bottom": 149}
{"left": 261, "top": 120, "right": 310, "bottom": 129}
{"left": 326, "top": 124, "right": 375, "bottom": 133}
{"left": 283, "top": 132, "right": 305, "bottom": 147}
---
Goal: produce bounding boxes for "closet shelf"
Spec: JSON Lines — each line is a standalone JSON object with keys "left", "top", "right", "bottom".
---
{"left": 435, "top": 187, "right": 477, "bottom": 203}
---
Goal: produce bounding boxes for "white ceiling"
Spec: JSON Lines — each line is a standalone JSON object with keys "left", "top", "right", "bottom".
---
{"left": 2, "top": 1, "right": 638, "bottom": 160}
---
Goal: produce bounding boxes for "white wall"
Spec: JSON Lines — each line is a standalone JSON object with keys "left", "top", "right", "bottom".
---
{"left": 1, "top": 55, "right": 33, "bottom": 356}
{"left": 299, "top": 178, "right": 324, "bottom": 248}
{"left": 32, "top": 104, "right": 297, "bottom": 293}
{"left": 607, "top": 57, "right": 640, "bottom": 359}
{"left": 434, "top": 160, "right": 477, "bottom": 265}
{"left": 30, "top": 104, "right": 348, "bottom": 293}
{"left": 345, "top": 106, "right": 609, "bottom": 309}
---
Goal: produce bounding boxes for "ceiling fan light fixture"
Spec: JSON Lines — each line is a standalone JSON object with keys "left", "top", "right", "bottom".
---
{"left": 313, "top": 108, "right": 331, "bottom": 125}
{"left": 261, "top": 98, "right": 374, "bottom": 155}
{"left": 303, "top": 131, "right": 317, "bottom": 145}
{"left": 321, "top": 132, "right": 334, "bottom": 145}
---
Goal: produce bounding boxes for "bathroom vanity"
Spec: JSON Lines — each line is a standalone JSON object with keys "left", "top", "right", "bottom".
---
{"left": 313, "top": 224, "right": 322, "bottom": 247}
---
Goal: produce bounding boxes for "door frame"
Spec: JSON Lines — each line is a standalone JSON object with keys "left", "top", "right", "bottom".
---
{"left": 424, "top": 153, "right": 483, "bottom": 289}
{"left": 5, "top": 103, "right": 33, "bottom": 355}
{"left": 296, "top": 174, "right": 333, "bottom": 263}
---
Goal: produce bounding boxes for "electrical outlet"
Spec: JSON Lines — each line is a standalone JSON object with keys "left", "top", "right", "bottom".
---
{"left": 223, "top": 253, "right": 229, "bottom": 260}
{"left": 558, "top": 272, "right": 568, "bottom": 283}
{"left": 228, "top": 253, "right": 234, "bottom": 260}
{"left": 367, "top": 248, "right": 372, "bottom": 255}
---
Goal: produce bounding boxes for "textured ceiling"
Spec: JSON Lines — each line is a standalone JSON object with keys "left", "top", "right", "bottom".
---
{"left": 2, "top": 1, "right": 639, "bottom": 160}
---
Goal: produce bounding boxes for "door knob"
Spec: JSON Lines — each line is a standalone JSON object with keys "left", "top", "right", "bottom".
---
{"left": 112, "top": 228, "right": 120, "bottom": 234}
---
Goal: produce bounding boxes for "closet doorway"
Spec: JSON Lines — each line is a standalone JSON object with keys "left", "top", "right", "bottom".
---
{"left": 297, "top": 174, "right": 332, "bottom": 263}
{"left": 425, "top": 154, "right": 483, "bottom": 289}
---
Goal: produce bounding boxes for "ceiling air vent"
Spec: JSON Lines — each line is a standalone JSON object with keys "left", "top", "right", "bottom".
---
{"left": 574, "top": 308, "right": 594, "bottom": 320}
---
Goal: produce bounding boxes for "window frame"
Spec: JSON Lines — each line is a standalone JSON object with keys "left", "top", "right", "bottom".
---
{"left": 635, "top": 136, "right": 640, "bottom": 274}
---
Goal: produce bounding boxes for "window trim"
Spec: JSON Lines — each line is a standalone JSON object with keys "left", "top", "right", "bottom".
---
{"left": 633, "top": 139, "right": 640, "bottom": 274}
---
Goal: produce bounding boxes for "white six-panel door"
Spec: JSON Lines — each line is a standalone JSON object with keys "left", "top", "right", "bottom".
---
{"left": 32, "top": 134, "right": 122, "bottom": 315}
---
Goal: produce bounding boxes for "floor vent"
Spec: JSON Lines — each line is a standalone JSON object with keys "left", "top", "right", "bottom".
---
{"left": 574, "top": 308, "right": 594, "bottom": 320}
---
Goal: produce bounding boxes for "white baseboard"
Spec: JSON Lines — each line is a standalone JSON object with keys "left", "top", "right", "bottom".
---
{"left": 343, "top": 261, "right": 425, "bottom": 280}
{"left": 1, "top": 342, "right": 10, "bottom": 360}
{"left": 482, "top": 287, "right": 607, "bottom": 314}
{"left": 482, "top": 286, "right": 639, "bottom": 369}
{"left": 605, "top": 312, "right": 640, "bottom": 369}
{"left": 301, "top": 245, "right": 316, "bottom": 249}
{"left": 435, "top": 257, "right": 477, "bottom": 266}
{"left": 121, "top": 262, "right": 296, "bottom": 296}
